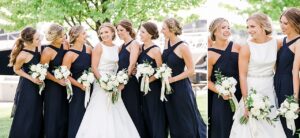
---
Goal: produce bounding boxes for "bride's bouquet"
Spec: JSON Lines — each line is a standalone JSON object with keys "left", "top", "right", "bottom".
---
{"left": 214, "top": 70, "right": 239, "bottom": 112}
{"left": 154, "top": 64, "right": 172, "bottom": 101}
{"left": 53, "top": 66, "right": 73, "bottom": 102}
{"left": 276, "top": 95, "right": 299, "bottom": 134}
{"left": 77, "top": 68, "right": 95, "bottom": 107}
{"left": 97, "top": 73, "right": 120, "bottom": 104}
{"left": 29, "top": 63, "right": 48, "bottom": 95}
{"left": 136, "top": 61, "right": 155, "bottom": 95}
{"left": 240, "top": 88, "right": 274, "bottom": 125}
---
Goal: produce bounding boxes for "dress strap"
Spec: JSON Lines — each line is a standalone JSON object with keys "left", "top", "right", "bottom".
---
{"left": 208, "top": 48, "right": 223, "bottom": 55}
{"left": 21, "top": 49, "right": 35, "bottom": 55}
{"left": 225, "top": 41, "right": 233, "bottom": 52}
{"left": 284, "top": 36, "right": 300, "bottom": 47}
{"left": 167, "top": 40, "right": 184, "bottom": 49}
{"left": 47, "top": 45, "right": 61, "bottom": 52}
{"left": 142, "top": 45, "right": 158, "bottom": 54}
{"left": 122, "top": 40, "right": 134, "bottom": 49}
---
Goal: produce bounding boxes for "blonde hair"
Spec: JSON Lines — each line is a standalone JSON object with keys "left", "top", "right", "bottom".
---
{"left": 280, "top": 8, "right": 300, "bottom": 34}
{"left": 8, "top": 27, "right": 36, "bottom": 67}
{"left": 69, "top": 25, "right": 84, "bottom": 44}
{"left": 209, "top": 18, "right": 228, "bottom": 41}
{"left": 247, "top": 13, "right": 272, "bottom": 35}
{"left": 46, "top": 24, "right": 64, "bottom": 42}
{"left": 164, "top": 18, "right": 182, "bottom": 35}
{"left": 97, "top": 22, "right": 116, "bottom": 41}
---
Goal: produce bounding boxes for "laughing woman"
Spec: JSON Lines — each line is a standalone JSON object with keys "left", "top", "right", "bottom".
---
{"left": 8, "top": 27, "right": 43, "bottom": 138}
{"left": 117, "top": 19, "right": 146, "bottom": 137}
{"left": 137, "top": 22, "right": 167, "bottom": 138}
{"left": 274, "top": 8, "right": 300, "bottom": 138}
{"left": 62, "top": 26, "right": 92, "bottom": 138}
{"left": 208, "top": 18, "right": 242, "bottom": 138}
{"left": 161, "top": 18, "right": 207, "bottom": 138}
{"left": 41, "top": 24, "right": 69, "bottom": 138}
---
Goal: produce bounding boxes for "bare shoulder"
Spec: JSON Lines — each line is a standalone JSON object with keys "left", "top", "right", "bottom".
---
{"left": 130, "top": 40, "right": 140, "bottom": 49}
{"left": 41, "top": 47, "right": 54, "bottom": 57}
{"left": 16, "top": 51, "right": 29, "bottom": 63}
{"left": 152, "top": 46, "right": 162, "bottom": 55}
{"left": 85, "top": 45, "right": 93, "bottom": 53}
{"left": 94, "top": 43, "right": 103, "bottom": 51}
{"left": 232, "top": 42, "right": 242, "bottom": 52}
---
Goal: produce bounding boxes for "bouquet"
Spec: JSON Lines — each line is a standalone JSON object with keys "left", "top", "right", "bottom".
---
{"left": 276, "top": 95, "right": 299, "bottom": 134}
{"left": 116, "top": 69, "right": 129, "bottom": 85}
{"left": 53, "top": 66, "right": 72, "bottom": 102}
{"left": 97, "top": 73, "right": 120, "bottom": 104}
{"left": 154, "top": 64, "right": 172, "bottom": 101}
{"left": 136, "top": 61, "right": 155, "bottom": 95}
{"left": 77, "top": 68, "right": 95, "bottom": 108}
{"left": 214, "top": 70, "right": 239, "bottom": 112}
{"left": 240, "top": 88, "right": 274, "bottom": 125}
{"left": 29, "top": 63, "right": 48, "bottom": 95}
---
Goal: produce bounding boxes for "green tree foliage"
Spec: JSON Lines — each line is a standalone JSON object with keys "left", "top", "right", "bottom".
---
{"left": 0, "top": 0, "right": 204, "bottom": 32}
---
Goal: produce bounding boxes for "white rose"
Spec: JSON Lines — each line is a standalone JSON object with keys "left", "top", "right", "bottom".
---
{"left": 81, "top": 74, "right": 88, "bottom": 80}
{"left": 42, "top": 69, "right": 47, "bottom": 76}
{"left": 283, "top": 100, "right": 290, "bottom": 108}
{"left": 290, "top": 102, "right": 299, "bottom": 111}
{"left": 55, "top": 72, "right": 63, "bottom": 79}
{"left": 221, "top": 79, "right": 230, "bottom": 88}
{"left": 106, "top": 82, "right": 114, "bottom": 91}
{"left": 83, "top": 81, "right": 90, "bottom": 87}
{"left": 280, "top": 107, "right": 288, "bottom": 114}
{"left": 30, "top": 65, "right": 37, "bottom": 72}
{"left": 78, "top": 78, "right": 82, "bottom": 84}
{"left": 285, "top": 110, "right": 297, "bottom": 119}
{"left": 39, "top": 75, "right": 46, "bottom": 81}
{"left": 87, "top": 74, "right": 95, "bottom": 83}
{"left": 250, "top": 107, "right": 261, "bottom": 117}
{"left": 31, "top": 72, "right": 38, "bottom": 78}
{"left": 63, "top": 72, "right": 70, "bottom": 78}
{"left": 100, "top": 82, "right": 107, "bottom": 90}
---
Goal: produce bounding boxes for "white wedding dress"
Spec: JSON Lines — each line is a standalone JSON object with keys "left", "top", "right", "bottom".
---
{"left": 76, "top": 43, "right": 140, "bottom": 138}
{"left": 230, "top": 38, "right": 286, "bottom": 138}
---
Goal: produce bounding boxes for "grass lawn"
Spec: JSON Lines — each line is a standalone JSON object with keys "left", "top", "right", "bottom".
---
{"left": 0, "top": 93, "right": 208, "bottom": 137}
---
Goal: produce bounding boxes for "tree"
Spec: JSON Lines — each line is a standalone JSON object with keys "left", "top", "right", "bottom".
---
{"left": 0, "top": 0, "right": 204, "bottom": 32}
{"left": 222, "top": 0, "right": 300, "bottom": 20}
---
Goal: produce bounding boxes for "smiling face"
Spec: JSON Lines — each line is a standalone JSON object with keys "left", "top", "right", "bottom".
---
{"left": 280, "top": 15, "right": 296, "bottom": 35}
{"left": 31, "top": 32, "right": 41, "bottom": 47}
{"left": 161, "top": 23, "right": 172, "bottom": 39}
{"left": 214, "top": 21, "right": 231, "bottom": 41}
{"left": 247, "top": 19, "right": 265, "bottom": 39}
{"left": 139, "top": 26, "right": 152, "bottom": 42}
{"left": 117, "top": 25, "right": 129, "bottom": 40}
{"left": 99, "top": 26, "right": 114, "bottom": 42}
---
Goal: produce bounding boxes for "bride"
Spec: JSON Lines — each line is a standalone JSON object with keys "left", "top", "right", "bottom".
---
{"left": 76, "top": 23, "right": 140, "bottom": 138}
{"left": 230, "top": 13, "right": 286, "bottom": 138}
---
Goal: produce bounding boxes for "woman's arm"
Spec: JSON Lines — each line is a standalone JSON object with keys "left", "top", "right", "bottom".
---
{"left": 91, "top": 44, "right": 103, "bottom": 80}
{"left": 149, "top": 47, "right": 162, "bottom": 83}
{"left": 168, "top": 44, "right": 194, "bottom": 83}
{"left": 127, "top": 41, "right": 140, "bottom": 76}
{"left": 239, "top": 45, "right": 250, "bottom": 101}
{"left": 292, "top": 40, "right": 300, "bottom": 99}
{"left": 14, "top": 53, "right": 42, "bottom": 85}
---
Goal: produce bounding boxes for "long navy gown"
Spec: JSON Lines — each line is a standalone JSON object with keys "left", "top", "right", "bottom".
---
{"left": 43, "top": 45, "right": 68, "bottom": 138}
{"left": 137, "top": 45, "right": 167, "bottom": 138}
{"left": 274, "top": 37, "right": 300, "bottom": 138}
{"left": 118, "top": 40, "right": 146, "bottom": 137}
{"left": 67, "top": 45, "right": 91, "bottom": 138}
{"left": 208, "top": 41, "right": 242, "bottom": 138}
{"left": 162, "top": 40, "right": 207, "bottom": 138}
{"left": 9, "top": 48, "right": 43, "bottom": 138}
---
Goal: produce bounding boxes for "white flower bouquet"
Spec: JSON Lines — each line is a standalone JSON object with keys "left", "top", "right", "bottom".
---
{"left": 97, "top": 73, "right": 120, "bottom": 104}
{"left": 276, "top": 95, "right": 299, "bottom": 134}
{"left": 214, "top": 70, "right": 239, "bottom": 112}
{"left": 240, "top": 88, "right": 274, "bottom": 125}
{"left": 136, "top": 61, "right": 155, "bottom": 95}
{"left": 116, "top": 69, "right": 129, "bottom": 85}
{"left": 77, "top": 68, "right": 95, "bottom": 107}
{"left": 29, "top": 63, "right": 48, "bottom": 95}
{"left": 154, "top": 64, "right": 172, "bottom": 101}
{"left": 53, "top": 66, "right": 73, "bottom": 102}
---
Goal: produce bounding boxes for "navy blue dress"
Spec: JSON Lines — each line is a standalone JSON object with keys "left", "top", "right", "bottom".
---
{"left": 43, "top": 45, "right": 68, "bottom": 138}
{"left": 9, "top": 48, "right": 43, "bottom": 138}
{"left": 67, "top": 45, "right": 91, "bottom": 138}
{"left": 118, "top": 40, "right": 146, "bottom": 137}
{"left": 208, "top": 41, "right": 242, "bottom": 138}
{"left": 138, "top": 45, "right": 167, "bottom": 138}
{"left": 162, "top": 40, "right": 207, "bottom": 138}
{"left": 274, "top": 37, "right": 300, "bottom": 138}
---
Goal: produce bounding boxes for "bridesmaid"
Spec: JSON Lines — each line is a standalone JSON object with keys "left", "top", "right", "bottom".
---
{"left": 274, "top": 8, "right": 300, "bottom": 138}
{"left": 207, "top": 18, "right": 242, "bottom": 138}
{"left": 41, "top": 23, "right": 69, "bottom": 138}
{"left": 117, "top": 19, "right": 145, "bottom": 137}
{"left": 62, "top": 26, "right": 92, "bottom": 138}
{"left": 137, "top": 22, "right": 167, "bottom": 138}
{"left": 161, "top": 18, "right": 207, "bottom": 138}
{"left": 8, "top": 27, "right": 43, "bottom": 138}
